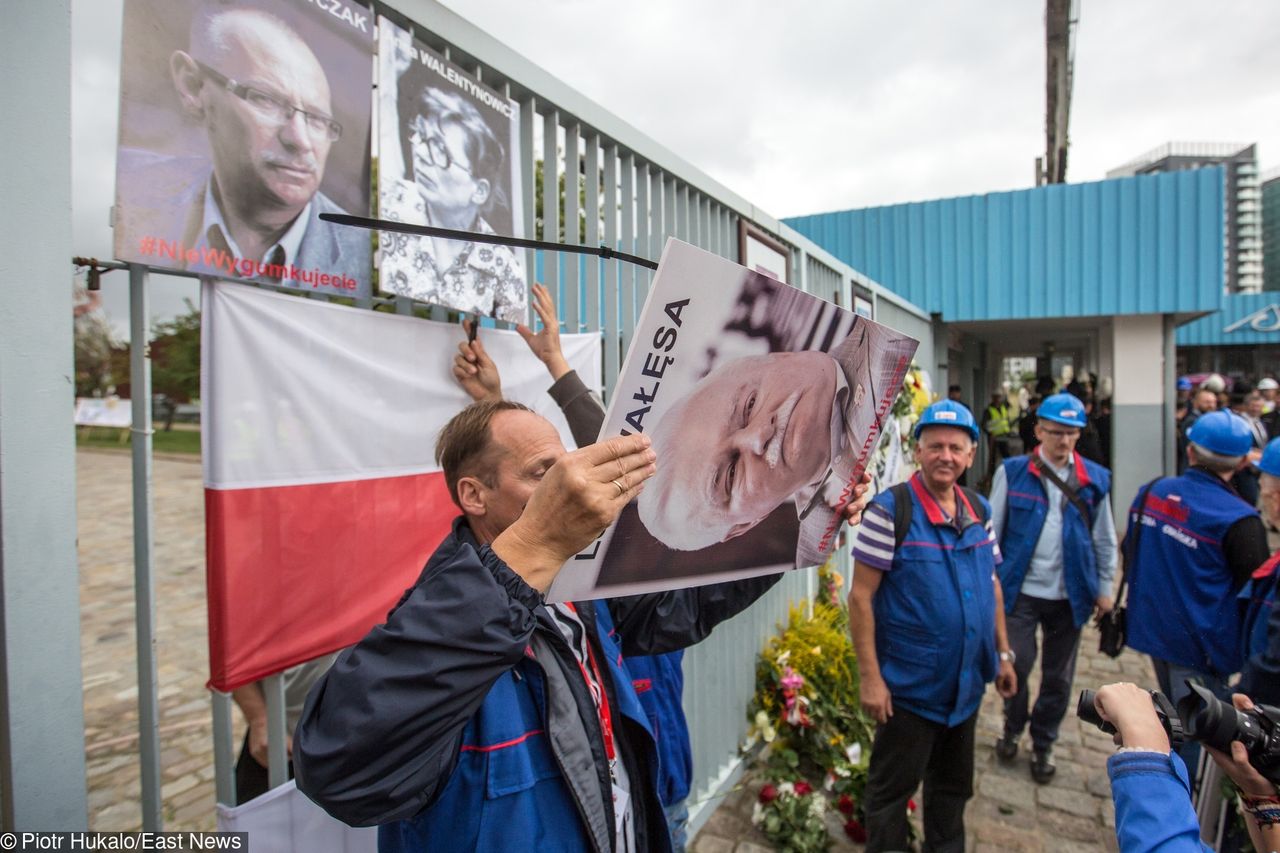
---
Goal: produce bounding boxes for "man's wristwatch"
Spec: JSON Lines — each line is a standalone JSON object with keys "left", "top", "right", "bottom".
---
{"left": 999, "top": 649, "right": 1016, "bottom": 664}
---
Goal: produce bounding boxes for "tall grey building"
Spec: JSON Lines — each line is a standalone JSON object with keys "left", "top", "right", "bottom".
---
{"left": 1263, "top": 167, "right": 1280, "bottom": 292}
{"left": 1109, "top": 142, "right": 1263, "bottom": 293}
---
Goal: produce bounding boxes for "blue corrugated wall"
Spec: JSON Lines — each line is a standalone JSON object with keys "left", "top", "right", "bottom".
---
{"left": 1178, "top": 291, "right": 1280, "bottom": 346}
{"left": 785, "top": 169, "right": 1225, "bottom": 322}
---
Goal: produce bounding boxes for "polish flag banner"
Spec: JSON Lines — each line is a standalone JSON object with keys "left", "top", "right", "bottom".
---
{"left": 201, "top": 280, "right": 601, "bottom": 691}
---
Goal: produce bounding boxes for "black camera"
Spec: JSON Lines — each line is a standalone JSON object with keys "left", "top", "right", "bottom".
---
{"left": 1077, "top": 682, "right": 1280, "bottom": 783}
{"left": 1077, "top": 687, "right": 1184, "bottom": 748}
{"left": 1178, "top": 683, "right": 1280, "bottom": 782}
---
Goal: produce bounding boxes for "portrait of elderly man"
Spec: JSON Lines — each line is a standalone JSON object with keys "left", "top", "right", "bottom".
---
{"left": 638, "top": 318, "right": 916, "bottom": 567}
{"left": 114, "top": 3, "right": 371, "bottom": 289}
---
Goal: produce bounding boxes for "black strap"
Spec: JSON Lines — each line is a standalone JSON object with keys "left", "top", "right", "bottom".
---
{"left": 1115, "top": 478, "right": 1161, "bottom": 606}
{"left": 890, "top": 481, "right": 988, "bottom": 549}
{"left": 891, "top": 482, "right": 913, "bottom": 549}
{"left": 1037, "top": 460, "right": 1095, "bottom": 530}
{"left": 959, "top": 486, "right": 990, "bottom": 525}
{"left": 320, "top": 213, "right": 660, "bottom": 270}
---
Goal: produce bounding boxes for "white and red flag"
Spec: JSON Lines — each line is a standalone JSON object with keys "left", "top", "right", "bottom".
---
{"left": 201, "top": 280, "right": 600, "bottom": 691}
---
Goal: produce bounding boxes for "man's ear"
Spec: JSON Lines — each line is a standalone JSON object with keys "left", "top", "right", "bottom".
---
{"left": 456, "top": 477, "right": 487, "bottom": 517}
{"left": 170, "top": 50, "right": 206, "bottom": 119}
{"left": 470, "top": 178, "right": 491, "bottom": 207}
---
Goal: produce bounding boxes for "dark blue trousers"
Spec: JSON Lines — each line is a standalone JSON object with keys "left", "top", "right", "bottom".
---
{"left": 1003, "top": 593, "right": 1081, "bottom": 751}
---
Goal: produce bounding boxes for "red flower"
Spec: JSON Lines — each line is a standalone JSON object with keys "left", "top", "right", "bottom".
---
{"left": 838, "top": 793, "right": 856, "bottom": 816}
{"left": 759, "top": 784, "right": 778, "bottom": 804}
{"left": 908, "top": 798, "right": 918, "bottom": 813}
{"left": 794, "top": 781, "right": 813, "bottom": 796}
{"left": 844, "top": 819, "right": 868, "bottom": 843}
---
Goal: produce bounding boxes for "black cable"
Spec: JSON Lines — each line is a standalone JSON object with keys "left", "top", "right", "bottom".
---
{"left": 320, "top": 213, "right": 660, "bottom": 270}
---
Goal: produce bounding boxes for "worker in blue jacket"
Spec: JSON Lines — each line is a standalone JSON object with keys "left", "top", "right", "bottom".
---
{"left": 1238, "top": 436, "right": 1280, "bottom": 706}
{"left": 1125, "top": 410, "right": 1269, "bottom": 770}
{"left": 989, "top": 392, "right": 1118, "bottom": 784}
{"left": 294, "top": 403, "right": 759, "bottom": 852}
{"left": 850, "top": 400, "right": 1017, "bottom": 852}
{"left": 450, "top": 285, "right": 697, "bottom": 850}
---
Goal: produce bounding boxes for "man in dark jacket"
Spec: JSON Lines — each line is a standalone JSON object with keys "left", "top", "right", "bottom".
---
{"left": 452, "top": 283, "right": 697, "bottom": 850}
{"left": 295, "top": 298, "right": 870, "bottom": 852}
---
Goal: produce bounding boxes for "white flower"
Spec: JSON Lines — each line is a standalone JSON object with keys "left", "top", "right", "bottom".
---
{"left": 846, "top": 742, "right": 863, "bottom": 765}
{"left": 777, "top": 782, "right": 795, "bottom": 797}
{"left": 751, "top": 802, "right": 765, "bottom": 826}
{"left": 809, "top": 797, "right": 825, "bottom": 818}
{"left": 776, "top": 649, "right": 791, "bottom": 666}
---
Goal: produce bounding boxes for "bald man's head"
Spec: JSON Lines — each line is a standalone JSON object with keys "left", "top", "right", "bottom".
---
{"left": 172, "top": 7, "right": 336, "bottom": 220}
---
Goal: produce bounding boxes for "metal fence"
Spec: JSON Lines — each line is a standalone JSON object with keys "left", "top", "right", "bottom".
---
{"left": 56, "top": 0, "right": 934, "bottom": 833}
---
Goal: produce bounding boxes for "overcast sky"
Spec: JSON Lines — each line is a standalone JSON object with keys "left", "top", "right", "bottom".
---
{"left": 73, "top": 0, "right": 1280, "bottom": 334}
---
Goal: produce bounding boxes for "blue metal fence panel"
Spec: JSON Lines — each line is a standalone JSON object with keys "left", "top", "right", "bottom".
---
{"left": 1178, "top": 291, "right": 1280, "bottom": 346}
{"left": 785, "top": 168, "right": 1225, "bottom": 322}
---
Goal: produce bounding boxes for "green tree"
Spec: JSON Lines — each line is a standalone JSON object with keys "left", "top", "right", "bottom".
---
{"left": 73, "top": 312, "right": 129, "bottom": 398}
{"left": 149, "top": 300, "right": 201, "bottom": 431}
{"left": 534, "top": 155, "right": 603, "bottom": 243}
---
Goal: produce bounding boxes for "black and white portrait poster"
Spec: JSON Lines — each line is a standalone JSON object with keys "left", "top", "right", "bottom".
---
{"left": 547, "top": 239, "right": 918, "bottom": 602}
{"left": 376, "top": 16, "right": 527, "bottom": 324}
{"left": 113, "top": 0, "right": 374, "bottom": 297}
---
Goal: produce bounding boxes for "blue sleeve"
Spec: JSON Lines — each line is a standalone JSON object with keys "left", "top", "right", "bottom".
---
{"left": 293, "top": 540, "right": 540, "bottom": 826}
{"left": 1107, "top": 751, "right": 1212, "bottom": 853}
{"left": 989, "top": 465, "right": 1009, "bottom": 542}
{"left": 1093, "top": 494, "right": 1119, "bottom": 597}
{"left": 1239, "top": 578, "right": 1280, "bottom": 706}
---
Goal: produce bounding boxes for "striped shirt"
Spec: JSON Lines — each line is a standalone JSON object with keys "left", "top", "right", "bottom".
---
{"left": 852, "top": 494, "right": 1002, "bottom": 573}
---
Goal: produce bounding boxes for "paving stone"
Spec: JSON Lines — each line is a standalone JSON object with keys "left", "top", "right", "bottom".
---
{"left": 691, "top": 835, "right": 735, "bottom": 853}
{"left": 978, "top": 773, "right": 1037, "bottom": 810}
{"left": 1036, "top": 806, "right": 1103, "bottom": 843}
{"left": 1037, "top": 785, "right": 1100, "bottom": 819}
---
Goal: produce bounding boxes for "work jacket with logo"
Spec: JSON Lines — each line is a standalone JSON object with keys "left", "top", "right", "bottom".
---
{"left": 997, "top": 452, "right": 1111, "bottom": 628}
{"left": 1126, "top": 469, "right": 1259, "bottom": 677}
{"left": 294, "top": 519, "right": 778, "bottom": 852}
{"left": 869, "top": 473, "right": 1001, "bottom": 726}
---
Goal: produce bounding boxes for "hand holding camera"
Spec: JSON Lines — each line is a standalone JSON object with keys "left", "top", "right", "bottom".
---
{"left": 1078, "top": 680, "right": 1280, "bottom": 785}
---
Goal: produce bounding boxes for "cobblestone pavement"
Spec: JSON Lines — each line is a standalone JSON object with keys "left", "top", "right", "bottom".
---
{"left": 692, "top": 622, "right": 1157, "bottom": 853}
{"left": 79, "top": 449, "right": 227, "bottom": 831}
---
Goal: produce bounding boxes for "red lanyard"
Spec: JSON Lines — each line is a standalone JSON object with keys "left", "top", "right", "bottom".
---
{"left": 563, "top": 603, "right": 616, "bottom": 763}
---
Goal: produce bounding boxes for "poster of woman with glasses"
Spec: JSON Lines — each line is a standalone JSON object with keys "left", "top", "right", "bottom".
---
{"left": 376, "top": 16, "right": 527, "bottom": 325}
{"left": 112, "top": 0, "right": 373, "bottom": 297}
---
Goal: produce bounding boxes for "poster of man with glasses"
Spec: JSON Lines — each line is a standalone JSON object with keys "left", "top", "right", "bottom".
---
{"left": 113, "top": 0, "right": 373, "bottom": 297}
{"left": 376, "top": 15, "right": 527, "bottom": 325}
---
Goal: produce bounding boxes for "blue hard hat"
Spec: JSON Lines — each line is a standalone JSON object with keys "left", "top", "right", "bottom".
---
{"left": 1038, "top": 393, "right": 1088, "bottom": 428}
{"left": 1259, "top": 437, "right": 1280, "bottom": 477}
{"left": 1187, "top": 410, "right": 1253, "bottom": 457}
{"left": 914, "top": 400, "right": 980, "bottom": 442}
{"left": 1177, "top": 377, "right": 1194, "bottom": 392}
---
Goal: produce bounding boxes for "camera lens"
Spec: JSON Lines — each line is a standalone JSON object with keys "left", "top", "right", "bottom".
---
{"left": 1177, "top": 682, "right": 1251, "bottom": 752}
{"left": 1077, "top": 690, "right": 1102, "bottom": 728}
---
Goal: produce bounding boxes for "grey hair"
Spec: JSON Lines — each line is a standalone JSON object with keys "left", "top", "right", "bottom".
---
{"left": 1188, "top": 442, "right": 1245, "bottom": 474}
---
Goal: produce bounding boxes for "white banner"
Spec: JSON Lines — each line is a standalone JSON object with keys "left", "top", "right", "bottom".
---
{"left": 217, "top": 780, "right": 376, "bottom": 853}
{"left": 74, "top": 397, "right": 132, "bottom": 428}
{"left": 203, "top": 281, "right": 600, "bottom": 489}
